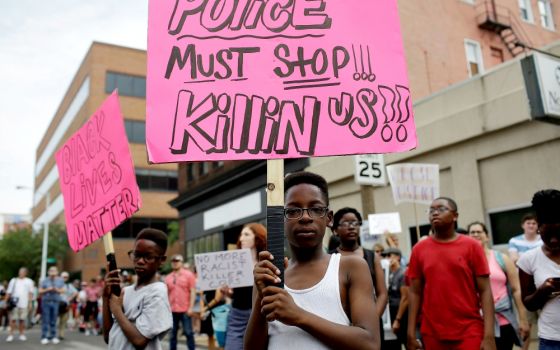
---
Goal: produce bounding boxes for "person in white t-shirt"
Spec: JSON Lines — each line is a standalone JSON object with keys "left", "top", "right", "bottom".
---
{"left": 518, "top": 189, "right": 560, "bottom": 350}
{"left": 5, "top": 267, "right": 35, "bottom": 342}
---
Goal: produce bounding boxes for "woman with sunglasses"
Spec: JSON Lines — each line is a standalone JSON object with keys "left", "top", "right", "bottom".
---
{"left": 468, "top": 221, "right": 529, "bottom": 349}
{"left": 330, "top": 207, "right": 388, "bottom": 342}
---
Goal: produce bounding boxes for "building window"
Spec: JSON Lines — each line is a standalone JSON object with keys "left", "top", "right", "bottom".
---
{"left": 113, "top": 218, "right": 177, "bottom": 238}
{"left": 488, "top": 206, "right": 534, "bottom": 245}
{"left": 136, "top": 169, "right": 178, "bottom": 191}
{"left": 464, "top": 40, "right": 484, "bottom": 77}
{"left": 490, "top": 47, "right": 504, "bottom": 63}
{"left": 186, "top": 232, "right": 222, "bottom": 264}
{"left": 213, "top": 161, "right": 224, "bottom": 169}
{"left": 518, "top": 0, "right": 534, "bottom": 22}
{"left": 187, "top": 163, "right": 195, "bottom": 182}
{"left": 105, "top": 72, "right": 146, "bottom": 98}
{"left": 199, "top": 162, "right": 209, "bottom": 176}
{"left": 124, "top": 120, "right": 146, "bottom": 143}
{"left": 538, "top": 0, "right": 555, "bottom": 29}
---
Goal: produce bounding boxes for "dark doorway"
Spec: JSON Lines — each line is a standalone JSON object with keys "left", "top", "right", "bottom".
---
{"left": 223, "top": 225, "right": 243, "bottom": 250}
{"left": 409, "top": 224, "right": 432, "bottom": 247}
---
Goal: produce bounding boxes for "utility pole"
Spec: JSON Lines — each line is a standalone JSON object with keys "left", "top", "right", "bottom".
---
{"left": 360, "top": 185, "right": 375, "bottom": 216}
{"left": 17, "top": 185, "right": 50, "bottom": 282}
{"left": 40, "top": 191, "right": 50, "bottom": 282}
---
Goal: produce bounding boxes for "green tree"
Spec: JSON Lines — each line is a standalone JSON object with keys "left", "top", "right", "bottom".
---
{"left": 0, "top": 224, "right": 69, "bottom": 282}
{"left": 159, "top": 220, "right": 180, "bottom": 275}
{"left": 167, "top": 220, "right": 179, "bottom": 246}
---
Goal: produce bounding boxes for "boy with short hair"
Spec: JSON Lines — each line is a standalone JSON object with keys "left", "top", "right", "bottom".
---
{"left": 103, "top": 228, "right": 172, "bottom": 350}
{"left": 407, "top": 197, "right": 496, "bottom": 350}
{"left": 509, "top": 214, "right": 542, "bottom": 264}
{"left": 244, "top": 171, "right": 380, "bottom": 350}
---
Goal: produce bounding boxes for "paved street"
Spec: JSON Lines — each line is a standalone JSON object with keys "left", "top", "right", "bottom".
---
{"left": 1, "top": 324, "right": 540, "bottom": 350}
{"left": 0, "top": 326, "right": 211, "bottom": 350}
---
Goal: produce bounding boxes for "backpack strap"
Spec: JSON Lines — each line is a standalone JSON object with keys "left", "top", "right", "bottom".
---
{"left": 493, "top": 250, "right": 515, "bottom": 310}
{"left": 494, "top": 249, "right": 507, "bottom": 273}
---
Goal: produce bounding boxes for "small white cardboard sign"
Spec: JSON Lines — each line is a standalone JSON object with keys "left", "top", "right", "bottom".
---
{"left": 368, "top": 212, "right": 402, "bottom": 235}
{"left": 194, "top": 248, "right": 254, "bottom": 291}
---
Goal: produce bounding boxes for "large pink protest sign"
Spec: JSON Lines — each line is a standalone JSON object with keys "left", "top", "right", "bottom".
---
{"left": 146, "top": 0, "right": 417, "bottom": 162}
{"left": 55, "top": 92, "right": 142, "bottom": 252}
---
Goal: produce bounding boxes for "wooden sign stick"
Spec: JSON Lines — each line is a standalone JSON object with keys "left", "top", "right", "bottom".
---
{"left": 413, "top": 202, "right": 421, "bottom": 242}
{"left": 266, "top": 159, "right": 285, "bottom": 288}
{"left": 103, "top": 232, "right": 121, "bottom": 295}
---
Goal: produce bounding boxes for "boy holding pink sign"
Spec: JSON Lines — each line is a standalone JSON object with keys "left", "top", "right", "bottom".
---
{"left": 245, "top": 171, "right": 380, "bottom": 349}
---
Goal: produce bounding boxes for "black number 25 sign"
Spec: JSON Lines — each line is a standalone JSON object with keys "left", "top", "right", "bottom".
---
{"left": 354, "top": 155, "right": 387, "bottom": 186}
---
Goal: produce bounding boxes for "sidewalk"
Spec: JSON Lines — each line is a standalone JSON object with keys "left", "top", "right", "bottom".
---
{"left": 0, "top": 326, "right": 105, "bottom": 350}
{"left": 2, "top": 324, "right": 538, "bottom": 349}
{"left": 0, "top": 326, "right": 210, "bottom": 350}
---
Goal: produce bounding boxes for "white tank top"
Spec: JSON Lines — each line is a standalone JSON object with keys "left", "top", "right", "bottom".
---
{"left": 268, "top": 253, "right": 350, "bottom": 350}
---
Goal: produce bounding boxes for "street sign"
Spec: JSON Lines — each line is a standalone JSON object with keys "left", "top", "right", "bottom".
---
{"left": 522, "top": 52, "right": 560, "bottom": 125}
{"left": 354, "top": 154, "right": 387, "bottom": 186}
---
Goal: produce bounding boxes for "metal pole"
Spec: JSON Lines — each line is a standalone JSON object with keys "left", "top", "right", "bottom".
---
{"left": 39, "top": 192, "right": 50, "bottom": 282}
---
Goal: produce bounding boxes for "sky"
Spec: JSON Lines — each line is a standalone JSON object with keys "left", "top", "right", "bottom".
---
{"left": 0, "top": 0, "right": 148, "bottom": 214}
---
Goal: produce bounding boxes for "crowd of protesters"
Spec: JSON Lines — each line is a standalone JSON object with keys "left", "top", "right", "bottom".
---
{"left": 1, "top": 266, "right": 110, "bottom": 344}
{"left": 2, "top": 176, "right": 559, "bottom": 350}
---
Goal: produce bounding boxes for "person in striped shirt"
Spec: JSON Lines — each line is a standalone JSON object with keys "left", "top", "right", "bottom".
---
{"left": 508, "top": 214, "right": 542, "bottom": 264}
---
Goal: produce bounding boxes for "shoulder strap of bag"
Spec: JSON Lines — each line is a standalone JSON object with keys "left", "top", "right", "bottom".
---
{"left": 494, "top": 250, "right": 507, "bottom": 275}
{"left": 493, "top": 250, "right": 515, "bottom": 306}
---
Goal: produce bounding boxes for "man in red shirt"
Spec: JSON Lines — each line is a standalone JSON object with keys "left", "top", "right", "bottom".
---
{"left": 165, "top": 254, "right": 196, "bottom": 350}
{"left": 407, "top": 197, "right": 496, "bottom": 350}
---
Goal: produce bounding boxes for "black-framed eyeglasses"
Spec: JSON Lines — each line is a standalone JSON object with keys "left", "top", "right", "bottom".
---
{"left": 338, "top": 220, "right": 362, "bottom": 228}
{"left": 427, "top": 206, "right": 451, "bottom": 215}
{"left": 127, "top": 250, "right": 163, "bottom": 263}
{"left": 284, "top": 207, "right": 329, "bottom": 220}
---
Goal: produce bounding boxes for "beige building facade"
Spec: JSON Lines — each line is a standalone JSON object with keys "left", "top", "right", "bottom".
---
{"left": 308, "top": 0, "right": 560, "bottom": 254}
{"left": 166, "top": 0, "right": 560, "bottom": 258}
{"left": 32, "top": 43, "right": 178, "bottom": 281}
{"left": 313, "top": 42, "right": 560, "bottom": 255}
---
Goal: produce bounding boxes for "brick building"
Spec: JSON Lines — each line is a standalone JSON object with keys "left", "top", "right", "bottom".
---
{"left": 32, "top": 43, "right": 178, "bottom": 281}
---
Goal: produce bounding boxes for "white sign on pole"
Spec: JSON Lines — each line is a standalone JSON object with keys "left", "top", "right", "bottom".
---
{"left": 354, "top": 154, "right": 387, "bottom": 186}
{"left": 368, "top": 212, "right": 402, "bottom": 235}
{"left": 380, "top": 259, "right": 396, "bottom": 340}
{"left": 359, "top": 220, "right": 381, "bottom": 249}
{"left": 194, "top": 249, "right": 254, "bottom": 291}
{"left": 386, "top": 163, "right": 439, "bottom": 205}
